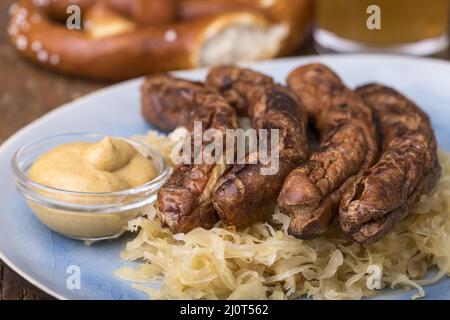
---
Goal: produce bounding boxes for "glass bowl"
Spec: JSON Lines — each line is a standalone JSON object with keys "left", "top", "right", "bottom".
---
{"left": 11, "top": 133, "right": 169, "bottom": 241}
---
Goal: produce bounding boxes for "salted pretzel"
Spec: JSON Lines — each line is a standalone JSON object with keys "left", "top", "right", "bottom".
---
{"left": 8, "top": 0, "right": 312, "bottom": 81}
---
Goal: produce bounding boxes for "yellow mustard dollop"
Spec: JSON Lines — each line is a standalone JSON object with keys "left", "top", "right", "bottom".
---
{"left": 29, "top": 137, "right": 157, "bottom": 193}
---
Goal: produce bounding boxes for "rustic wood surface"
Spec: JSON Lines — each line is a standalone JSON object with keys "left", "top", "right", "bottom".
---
{"left": 0, "top": 0, "right": 448, "bottom": 300}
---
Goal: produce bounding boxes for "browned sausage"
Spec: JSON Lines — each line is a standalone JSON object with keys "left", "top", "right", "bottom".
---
{"left": 41, "top": 0, "right": 177, "bottom": 26}
{"left": 278, "top": 64, "right": 378, "bottom": 239}
{"left": 207, "top": 66, "right": 309, "bottom": 227}
{"left": 340, "top": 84, "right": 441, "bottom": 243}
{"left": 141, "top": 74, "right": 204, "bottom": 131}
{"left": 156, "top": 84, "right": 238, "bottom": 233}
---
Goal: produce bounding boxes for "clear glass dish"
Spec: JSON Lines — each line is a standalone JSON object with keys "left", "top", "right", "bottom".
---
{"left": 11, "top": 133, "right": 169, "bottom": 241}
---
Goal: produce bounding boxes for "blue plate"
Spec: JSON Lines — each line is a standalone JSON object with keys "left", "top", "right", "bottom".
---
{"left": 1, "top": 55, "right": 450, "bottom": 300}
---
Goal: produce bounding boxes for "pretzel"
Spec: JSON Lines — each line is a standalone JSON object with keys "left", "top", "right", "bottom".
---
{"left": 9, "top": 0, "right": 311, "bottom": 80}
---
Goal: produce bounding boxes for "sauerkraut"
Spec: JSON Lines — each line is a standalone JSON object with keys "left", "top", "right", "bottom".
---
{"left": 115, "top": 130, "right": 450, "bottom": 300}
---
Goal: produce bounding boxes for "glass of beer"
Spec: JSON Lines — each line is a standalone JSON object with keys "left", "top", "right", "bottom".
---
{"left": 315, "top": 0, "right": 449, "bottom": 55}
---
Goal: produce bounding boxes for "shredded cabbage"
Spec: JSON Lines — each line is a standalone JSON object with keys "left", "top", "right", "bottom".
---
{"left": 115, "top": 131, "right": 450, "bottom": 300}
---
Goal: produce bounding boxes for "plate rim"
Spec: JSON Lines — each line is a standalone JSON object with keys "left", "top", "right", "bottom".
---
{"left": 1, "top": 53, "right": 450, "bottom": 300}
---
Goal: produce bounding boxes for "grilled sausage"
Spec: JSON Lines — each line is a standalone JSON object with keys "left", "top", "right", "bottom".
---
{"left": 141, "top": 74, "right": 204, "bottom": 131}
{"left": 35, "top": 0, "right": 177, "bottom": 26}
{"left": 10, "top": 0, "right": 283, "bottom": 81}
{"left": 340, "top": 84, "right": 441, "bottom": 243}
{"left": 278, "top": 64, "right": 378, "bottom": 239}
{"left": 207, "top": 66, "right": 309, "bottom": 227}
{"left": 156, "top": 82, "right": 238, "bottom": 233}
{"left": 206, "top": 65, "right": 274, "bottom": 115}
